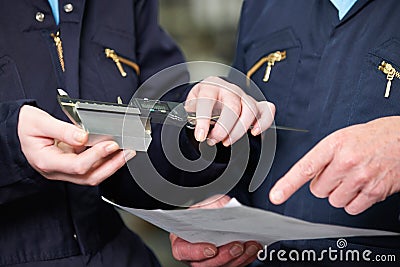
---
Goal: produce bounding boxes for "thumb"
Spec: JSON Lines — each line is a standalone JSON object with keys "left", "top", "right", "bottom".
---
{"left": 190, "top": 194, "right": 231, "bottom": 209}
{"left": 170, "top": 235, "right": 217, "bottom": 261}
{"left": 19, "top": 105, "right": 88, "bottom": 146}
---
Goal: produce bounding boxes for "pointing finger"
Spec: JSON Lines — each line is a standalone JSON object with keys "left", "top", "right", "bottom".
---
{"left": 269, "top": 136, "right": 336, "bottom": 205}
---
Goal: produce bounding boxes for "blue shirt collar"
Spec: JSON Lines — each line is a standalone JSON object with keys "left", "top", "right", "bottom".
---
{"left": 330, "top": 0, "right": 358, "bottom": 20}
{"left": 48, "top": 0, "right": 59, "bottom": 25}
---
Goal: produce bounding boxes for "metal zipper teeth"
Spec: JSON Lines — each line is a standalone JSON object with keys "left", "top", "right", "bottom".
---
{"left": 50, "top": 31, "right": 65, "bottom": 72}
{"left": 378, "top": 61, "right": 400, "bottom": 78}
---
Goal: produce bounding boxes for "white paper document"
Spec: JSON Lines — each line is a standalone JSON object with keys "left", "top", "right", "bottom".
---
{"left": 102, "top": 197, "right": 398, "bottom": 246}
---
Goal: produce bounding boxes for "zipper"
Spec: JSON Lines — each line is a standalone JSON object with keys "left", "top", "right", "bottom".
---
{"left": 105, "top": 48, "right": 140, "bottom": 77}
{"left": 378, "top": 61, "right": 400, "bottom": 98}
{"left": 246, "top": 50, "right": 286, "bottom": 86}
{"left": 50, "top": 31, "right": 65, "bottom": 72}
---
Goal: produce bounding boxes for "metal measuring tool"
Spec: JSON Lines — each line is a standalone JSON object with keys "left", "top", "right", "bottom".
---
{"left": 57, "top": 89, "right": 307, "bottom": 152}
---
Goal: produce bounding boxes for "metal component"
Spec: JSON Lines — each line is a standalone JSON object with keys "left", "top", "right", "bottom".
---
{"left": 63, "top": 3, "right": 74, "bottom": 13}
{"left": 186, "top": 114, "right": 308, "bottom": 133}
{"left": 246, "top": 50, "right": 286, "bottom": 86}
{"left": 268, "top": 125, "right": 308, "bottom": 133}
{"left": 57, "top": 92, "right": 182, "bottom": 151}
{"left": 105, "top": 48, "right": 127, "bottom": 77}
{"left": 51, "top": 31, "right": 65, "bottom": 72}
{"left": 263, "top": 51, "right": 286, "bottom": 82}
{"left": 378, "top": 61, "right": 400, "bottom": 98}
{"left": 36, "top": 12, "right": 45, "bottom": 22}
{"left": 57, "top": 91, "right": 308, "bottom": 152}
{"left": 105, "top": 48, "right": 140, "bottom": 76}
{"left": 76, "top": 104, "right": 150, "bottom": 151}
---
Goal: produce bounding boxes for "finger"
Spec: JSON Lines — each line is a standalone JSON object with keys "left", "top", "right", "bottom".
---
{"left": 38, "top": 141, "right": 121, "bottom": 175}
{"left": 56, "top": 142, "right": 86, "bottom": 154}
{"left": 193, "top": 87, "right": 218, "bottom": 142}
{"left": 344, "top": 178, "right": 388, "bottom": 215}
{"left": 185, "top": 85, "right": 199, "bottom": 113}
{"left": 190, "top": 195, "right": 231, "bottom": 209}
{"left": 84, "top": 149, "right": 135, "bottom": 185}
{"left": 207, "top": 97, "right": 241, "bottom": 146}
{"left": 222, "top": 96, "right": 257, "bottom": 146}
{"left": 251, "top": 102, "right": 275, "bottom": 136}
{"left": 269, "top": 136, "right": 336, "bottom": 205}
{"left": 309, "top": 166, "right": 343, "bottom": 199}
{"left": 344, "top": 191, "right": 375, "bottom": 215}
{"left": 56, "top": 141, "right": 76, "bottom": 153}
{"left": 191, "top": 242, "right": 244, "bottom": 267}
{"left": 74, "top": 145, "right": 87, "bottom": 154}
{"left": 224, "top": 241, "right": 262, "bottom": 267}
{"left": 21, "top": 105, "right": 88, "bottom": 146}
{"left": 170, "top": 235, "right": 217, "bottom": 262}
{"left": 49, "top": 149, "right": 135, "bottom": 185}
{"left": 326, "top": 181, "right": 359, "bottom": 208}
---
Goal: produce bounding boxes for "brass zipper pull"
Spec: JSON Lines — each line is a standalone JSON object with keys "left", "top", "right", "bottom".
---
{"left": 50, "top": 31, "right": 65, "bottom": 72}
{"left": 263, "top": 51, "right": 286, "bottom": 82}
{"left": 105, "top": 48, "right": 140, "bottom": 77}
{"left": 378, "top": 61, "right": 400, "bottom": 98}
{"left": 105, "top": 48, "right": 127, "bottom": 77}
{"left": 246, "top": 50, "right": 286, "bottom": 86}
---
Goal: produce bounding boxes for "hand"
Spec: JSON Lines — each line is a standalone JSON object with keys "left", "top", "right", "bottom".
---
{"left": 170, "top": 195, "right": 262, "bottom": 267}
{"left": 18, "top": 105, "right": 136, "bottom": 185}
{"left": 186, "top": 76, "right": 275, "bottom": 146}
{"left": 269, "top": 116, "right": 400, "bottom": 215}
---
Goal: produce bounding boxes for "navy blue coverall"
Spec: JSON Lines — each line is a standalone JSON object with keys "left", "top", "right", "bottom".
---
{"left": 231, "top": 0, "right": 399, "bottom": 266}
{"left": 0, "top": 0, "right": 186, "bottom": 266}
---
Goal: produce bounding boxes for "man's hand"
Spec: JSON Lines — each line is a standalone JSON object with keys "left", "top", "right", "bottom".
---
{"left": 170, "top": 195, "right": 262, "bottom": 267}
{"left": 269, "top": 116, "right": 400, "bottom": 215}
{"left": 186, "top": 76, "right": 275, "bottom": 146}
{"left": 18, "top": 105, "right": 136, "bottom": 185}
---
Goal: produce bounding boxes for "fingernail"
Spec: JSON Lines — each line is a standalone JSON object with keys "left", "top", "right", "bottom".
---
{"left": 207, "top": 138, "right": 217, "bottom": 146}
{"left": 204, "top": 247, "right": 216, "bottom": 258}
{"left": 105, "top": 143, "right": 119, "bottom": 153}
{"left": 124, "top": 150, "right": 136, "bottom": 161}
{"left": 270, "top": 190, "right": 283, "bottom": 203}
{"left": 74, "top": 130, "right": 86, "bottom": 143}
{"left": 222, "top": 140, "right": 230, "bottom": 147}
{"left": 252, "top": 127, "right": 261, "bottom": 136}
{"left": 196, "top": 129, "right": 206, "bottom": 142}
{"left": 229, "top": 244, "right": 244, "bottom": 257}
{"left": 246, "top": 245, "right": 260, "bottom": 256}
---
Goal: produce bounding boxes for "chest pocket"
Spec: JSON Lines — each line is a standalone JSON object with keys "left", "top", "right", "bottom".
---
{"left": 83, "top": 27, "right": 139, "bottom": 103}
{"left": 0, "top": 56, "right": 26, "bottom": 102}
{"left": 349, "top": 38, "right": 400, "bottom": 124}
{"left": 244, "top": 27, "right": 301, "bottom": 125}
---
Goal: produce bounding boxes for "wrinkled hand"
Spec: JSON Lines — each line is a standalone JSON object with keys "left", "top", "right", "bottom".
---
{"left": 186, "top": 76, "right": 275, "bottom": 146}
{"left": 270, "top": 116, "right": 400, "bottom": 215}
{"left": 18, "top": 105, "right": 136, "bottom": 185}
{"left": 170, "top": 195, "right": 262, "bottom": 267}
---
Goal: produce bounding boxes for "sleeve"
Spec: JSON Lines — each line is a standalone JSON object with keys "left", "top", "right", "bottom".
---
{"left": 232, "top": 0, "right": 248, "bottom": 73}
{"left": 0, "top": 101, "right": 51, "bottom": 204}
{"left": 135, "top": 0, "right": 186, "bottom": 85}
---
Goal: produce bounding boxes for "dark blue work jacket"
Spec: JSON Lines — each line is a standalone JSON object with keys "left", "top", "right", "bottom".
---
{"left": 232, "top": 0, "right": 400, "bottom": 264}
{"left": 0, "top": 0, "right": 185, "bottom": 266}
